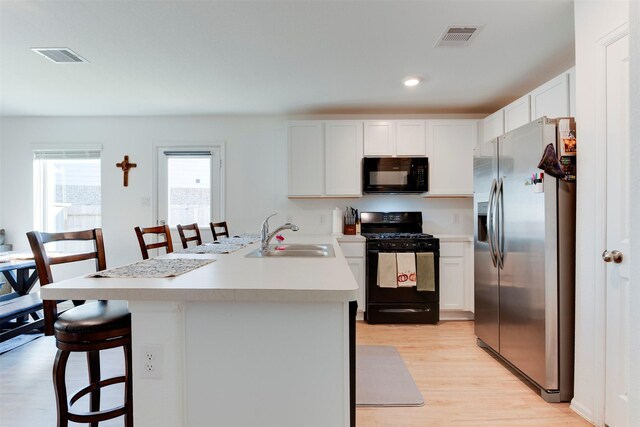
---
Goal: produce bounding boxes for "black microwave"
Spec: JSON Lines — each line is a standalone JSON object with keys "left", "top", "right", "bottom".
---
{"left": 362, "top": 157, "right": 428, "bottom": 194}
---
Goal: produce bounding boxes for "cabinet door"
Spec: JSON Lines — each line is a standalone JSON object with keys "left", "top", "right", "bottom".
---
{"left": 288, "top": 122, "right": 324, "bottom": 196}
{"left": 482, "top": 110, "right": 504, "bottom": 143}
{"left": 346, "top": 258, "right": 365, "bottom": 312}
{"left": 530, "top": 72, "right": 569, "bottom": 120}
{"left": 427, "top": 120, "right": 477, "bottom": 196}
{"left": 325, "top": 121, "right": 363, "bottom": 196}
{"left": 396, "top": 120, "right": 426, "bottom": 156}
{"left": 440, "top": 257, "right": 465, "bottom": 310}
{"left": 363, "top": 121, "right": 396, "bottom": 156}
{"left": 504, "top": 94, "right": 531, "bottom": 132}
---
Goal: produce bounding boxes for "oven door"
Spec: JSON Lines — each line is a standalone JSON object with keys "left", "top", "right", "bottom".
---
{"left": 366, "top": 247, "right": 439, "bottom": 304}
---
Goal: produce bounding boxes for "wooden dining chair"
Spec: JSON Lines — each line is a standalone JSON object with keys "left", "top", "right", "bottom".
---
{"left": 135, "top": 224, "right": 174, "bottom": 260}
{"left": 176, "top": 223, "right": 202, "bottom": 249}
{"left": 27, "top": 228, "right": 133, "bottom": 427}
{"left": 209, "top": 221, "right": 230, "bottom": 241}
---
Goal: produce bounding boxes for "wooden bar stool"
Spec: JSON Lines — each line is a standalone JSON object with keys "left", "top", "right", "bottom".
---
{"left": 134, "top": 224, "right": 173, "bottom": 260}
{"left": 209, "top": 221, "right": 230, "bottom": 241}
{"left": 27, "top": 228, "right": 133, "bottom": 427}
{"left": 176, "top": 223, "right": 202, "bottom": 249}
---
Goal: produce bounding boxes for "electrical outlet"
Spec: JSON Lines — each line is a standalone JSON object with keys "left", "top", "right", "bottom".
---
{"left": 140, "top": 344, "right": 163, "bottom": 379}
{"left": 319, "top": 214, "right": 325, "bottom": 224}
{"left": 286, "top": 215, "right": 293, "bottom": 223}
{"left": 452, "top": 214, "right": 460, "bottom": 225}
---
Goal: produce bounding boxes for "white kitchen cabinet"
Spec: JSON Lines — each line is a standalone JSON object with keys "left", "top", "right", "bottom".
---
{"left": 288, "top": 121, "right": 324, "bottom": 196}
{"left": 363, "top": 120, "right": 426, "bottom": 156}
{"left": 396, "top": 120, "right": 427, "bottom": 156}
{"left": 325, "top": 121, "right": 363, "bottom": 196}
{"left": 437, "top": 237, "right": 474, "bottom": 319}
{"left": 288, "top": 121, "right": 363, "bottom": 198}
{"left": 338, "top": 239, "right": 366, "bottom": 316}
{"left": 530, "top": 72, "right": 570, "bottom": 120}
{"left": 363, "top": 120, "right": 395, "bottom": 155}
{"left": 426, "top": 120, "right": 477, "bottom": 197}
{"left": 482, "top": 109, "right": 504, "bottom": 143}
{"left": 504, "top": 94, "right": 531, "bottom": 132}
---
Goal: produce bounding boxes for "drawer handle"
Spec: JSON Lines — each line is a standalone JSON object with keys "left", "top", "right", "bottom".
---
{"left": 379, "top": 308, "right": 431, "bottom": 313}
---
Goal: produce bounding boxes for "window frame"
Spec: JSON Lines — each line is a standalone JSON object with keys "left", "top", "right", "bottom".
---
{"left": 32, "top": 144, "right": 103, "bottom": 233}
{"left": 153, "top": 142, "right": 225, "bottom": 229}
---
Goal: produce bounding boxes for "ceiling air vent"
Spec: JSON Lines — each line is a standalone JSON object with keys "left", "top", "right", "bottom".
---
{"left": 31, "top": 48, "right": 89, "bottom": 63}
{"left": 435, "top": 26, "right": 482, "bottom": 48}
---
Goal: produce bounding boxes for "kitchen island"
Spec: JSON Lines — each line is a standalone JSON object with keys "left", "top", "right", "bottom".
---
{"left": 39, "top": 235, "right": 358, "bottom": 427}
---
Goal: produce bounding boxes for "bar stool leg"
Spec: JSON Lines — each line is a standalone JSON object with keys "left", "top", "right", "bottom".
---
{"left": 124, "top": 341, "right": 134, "bottom": 426}
{"left": 53, "top": 349, "right": 70, "bottom": 427}
{"left": 87, "top": 350, "right": 101, "bottom": 427}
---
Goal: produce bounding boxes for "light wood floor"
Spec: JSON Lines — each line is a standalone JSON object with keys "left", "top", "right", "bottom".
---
{"left": 0, "top": 321, "right": 591, "bottom": 426}
{"left": 356, "top": 321, "right": 591, "bottom": 426}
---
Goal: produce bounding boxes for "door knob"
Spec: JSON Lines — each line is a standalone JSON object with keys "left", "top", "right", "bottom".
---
{"left": 602, "top": 250, "right": 624, "bottom": 264}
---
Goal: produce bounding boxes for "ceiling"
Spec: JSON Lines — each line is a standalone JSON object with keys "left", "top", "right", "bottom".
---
{"left": 0, "top": 0, "right": 575, "bottom": 117}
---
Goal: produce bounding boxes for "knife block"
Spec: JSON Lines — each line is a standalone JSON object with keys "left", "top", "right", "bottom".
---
{"left": 343, "top": 224, "right": 356, "bottom": 235}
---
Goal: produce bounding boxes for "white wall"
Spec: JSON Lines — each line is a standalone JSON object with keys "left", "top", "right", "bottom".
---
{"left": 0, "top": 115, "right": 475, "bottom": 271}
{"left": 629, "top": 2, "right": 639, "bottom": 425}
{"left": 573, "top": 1, "right": 630, "bottom": 424}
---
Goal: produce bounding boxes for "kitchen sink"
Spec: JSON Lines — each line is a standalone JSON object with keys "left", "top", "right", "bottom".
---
{"left": 245, "top": 244, "right": 335, "bottom": 258}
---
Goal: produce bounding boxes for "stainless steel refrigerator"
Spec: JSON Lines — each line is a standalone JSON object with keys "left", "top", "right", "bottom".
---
{"left": 473, "top": 117, "right": 576, "bottom": 402}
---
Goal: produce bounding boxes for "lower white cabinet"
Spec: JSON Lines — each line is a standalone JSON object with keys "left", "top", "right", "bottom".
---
{"left": 437, "top": 237, "right": 474, "bottom": 319}
{"left": 338, "top": 239, "right": 365, "bottom": 315}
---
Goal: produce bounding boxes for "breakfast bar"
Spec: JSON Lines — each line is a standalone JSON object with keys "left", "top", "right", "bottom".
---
{"left": 39, "top": 236, "right": 358, "bottom": 427}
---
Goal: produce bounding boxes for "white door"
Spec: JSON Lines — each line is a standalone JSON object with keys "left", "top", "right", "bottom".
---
{"left": 604, "top": 33, "right": 630, "bottom": 427}
{"left": 156, "top": 146, "right": 223, "bottom": 228}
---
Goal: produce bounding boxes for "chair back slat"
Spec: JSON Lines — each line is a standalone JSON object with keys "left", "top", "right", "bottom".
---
{"left": 176, "top": 223, "right": 202, "bottom": 249}
{"left": 27, "top": 228, "right": 106, "bottom": 336}
{"left": 134, "top": 225, "right": 174, "bottom": 260}
{"left": 209, "top": 221, "right": 230, "bottom": 241}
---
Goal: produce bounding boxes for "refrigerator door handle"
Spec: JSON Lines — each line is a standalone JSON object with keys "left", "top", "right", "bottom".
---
{"left": 496, "top": 177, "right": 505, "bottom": 269}
{"left": 487, "top": 178, "right": 498, "bottom": 267}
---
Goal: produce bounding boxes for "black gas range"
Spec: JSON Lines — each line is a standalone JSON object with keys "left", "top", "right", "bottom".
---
{"left": 360, "top": 212, "right": 440, "bottom": 324}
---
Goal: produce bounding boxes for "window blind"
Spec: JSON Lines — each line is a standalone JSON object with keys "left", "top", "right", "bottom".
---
{"left": 163, "top": 150, "right": 212, "bottom": 156}
{"left": 33, "top": 150, "right": 101, "bottom": 160}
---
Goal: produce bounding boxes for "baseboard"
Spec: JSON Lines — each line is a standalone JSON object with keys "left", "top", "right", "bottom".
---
{"left": 570, "top": 398, "right": 597, "bottom": 426}
{"left": 439, "top": 310, "right": 474, "bottom": 321}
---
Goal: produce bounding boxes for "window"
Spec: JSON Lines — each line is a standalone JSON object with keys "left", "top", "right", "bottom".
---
{"left": 156, "top": 147, "right": 223, "bottom": 228}
{"left": 33, "top": 149, "right": 102, "bottom": 234}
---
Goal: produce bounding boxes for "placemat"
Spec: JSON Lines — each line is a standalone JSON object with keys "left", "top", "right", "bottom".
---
{"left": 178, "top": 242, "right": 244, "bottom": 255}
{"left": 91, "top": 258, "right": 215, "bottom": 278}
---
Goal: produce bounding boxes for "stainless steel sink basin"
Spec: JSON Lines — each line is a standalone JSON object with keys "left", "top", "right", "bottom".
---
{"left": 246, "top": 244, "right": 335, "bottom": 258}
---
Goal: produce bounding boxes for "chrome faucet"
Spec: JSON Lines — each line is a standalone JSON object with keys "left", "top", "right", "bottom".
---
{"left": 260, "top": 213, "right": 299, "bottom": 252}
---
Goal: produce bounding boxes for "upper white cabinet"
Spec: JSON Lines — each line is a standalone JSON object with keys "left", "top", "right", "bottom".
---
{"left": 427, "top": 120, "right": 477, "bottom": 197}
{"left": 288, "top": 121, "right": 363, "bottom": 198}
{"left": 288, "top": 122, "right": 324, "bottom": 196}
{"left": 504, "top": 94, "right": 531, "bottom": 132}
{"left": 363, "top": 121, "right": 395, "bottom": 155}
{"left": 530, "top": 72, "right": 570, "bottom": 120}
{"left": 324, "top": 121, "right": 363, "bottom": 196}
{"left": 363, "top": 120, "right": 426, "bottom": 156}
{"left": 481, "top": 110, "right": 504, "bottom": 143}
{"left": 396, "top": 120, "right": 427, "bottom": 156}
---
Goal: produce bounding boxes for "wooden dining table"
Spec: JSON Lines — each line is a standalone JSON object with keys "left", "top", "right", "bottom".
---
{"left": 0, "top": 254, "right": 42, "bottom": 342}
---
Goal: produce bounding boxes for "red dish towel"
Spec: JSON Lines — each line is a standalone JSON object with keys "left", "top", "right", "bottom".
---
{"left": 396, "top": 253, "right": 416, "bottom": 287}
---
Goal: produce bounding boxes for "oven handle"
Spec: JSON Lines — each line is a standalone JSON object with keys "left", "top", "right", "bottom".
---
{"left": 487, "top": 178, "right": 498, "bottom": 268}
{"left": 379, "top": 308, "right": 433, "bottom": 313}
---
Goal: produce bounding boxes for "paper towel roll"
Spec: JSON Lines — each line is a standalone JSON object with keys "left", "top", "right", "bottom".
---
{"left": 332, "top": 207, "right": 343, "bottom": 235}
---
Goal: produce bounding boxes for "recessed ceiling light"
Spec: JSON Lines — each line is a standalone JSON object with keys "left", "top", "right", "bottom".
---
{"left": 403, "top": 77, "right": 422, "bottom": 87}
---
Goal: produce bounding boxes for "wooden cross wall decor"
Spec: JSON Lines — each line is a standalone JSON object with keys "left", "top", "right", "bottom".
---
{"left": 116, "top": 155, "right": 137, "bottom": 187}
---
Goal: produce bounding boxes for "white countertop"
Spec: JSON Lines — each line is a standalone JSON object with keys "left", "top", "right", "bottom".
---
{"left": 335, "top": 234, "right": 366, "bottom": 243}
{"left": 40, "top": 235, "right": 358, "bottom": 303}
{"left": 432, "top": 234, "right": 474, "bottom": 242}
